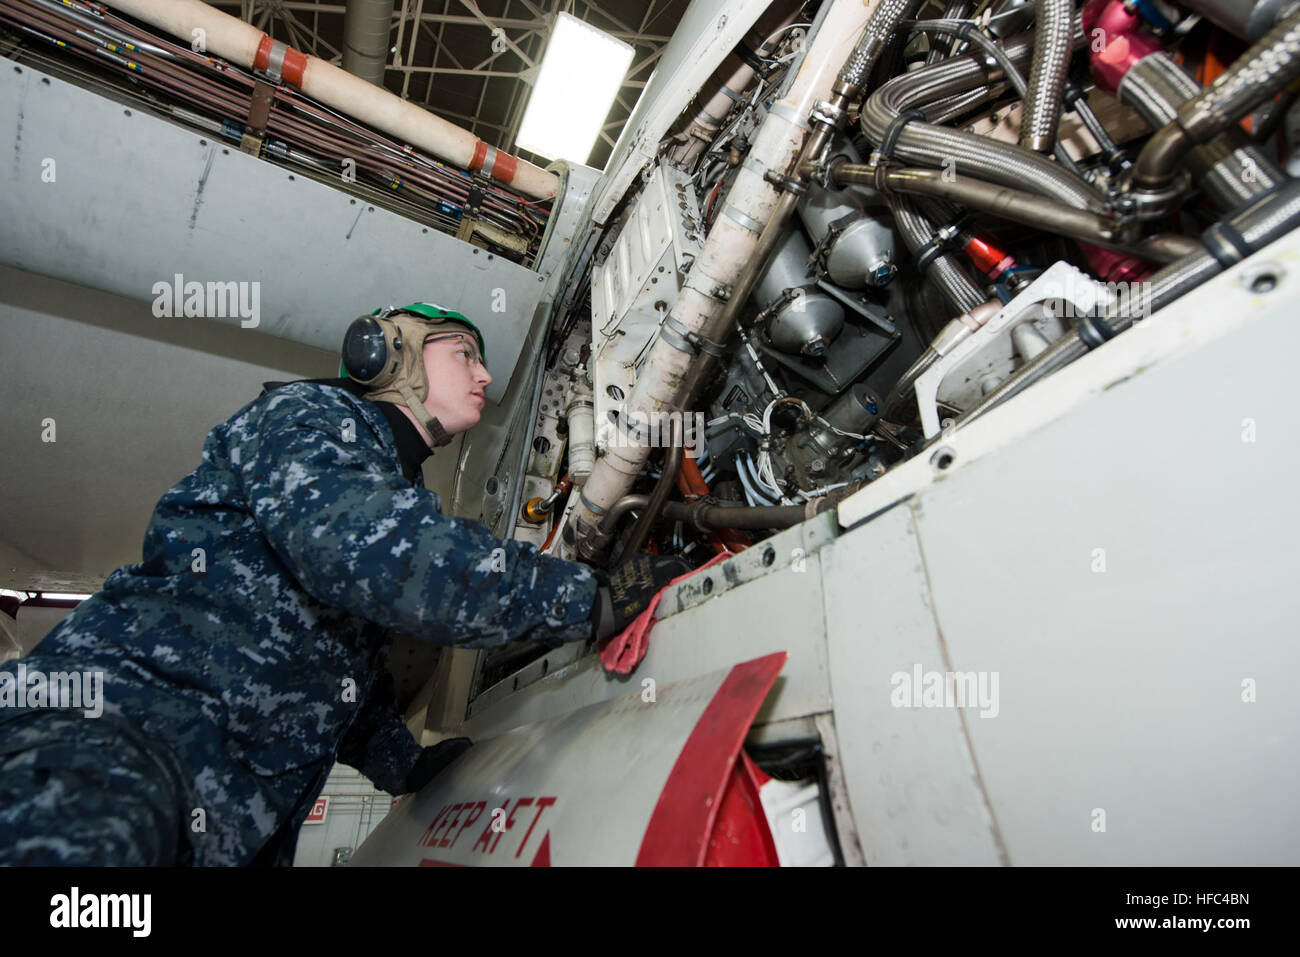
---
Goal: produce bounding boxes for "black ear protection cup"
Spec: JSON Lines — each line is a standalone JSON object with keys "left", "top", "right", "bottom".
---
{"left": 341, "top": 316, "right": 403, "bottom": 387}
{"left": 336, "top": 309, "right": 461, "bottom": 447}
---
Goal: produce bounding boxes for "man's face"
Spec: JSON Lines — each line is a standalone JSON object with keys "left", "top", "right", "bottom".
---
{"left": 418, "top": 325, "right": 492, "bottom": 436}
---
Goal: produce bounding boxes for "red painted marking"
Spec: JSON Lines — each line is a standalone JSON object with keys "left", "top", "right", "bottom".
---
{"left": 470, "top": 140, "right": 488, "bottom": 173}
{"left": 635, "top": 652, "right": 787, "bottom": 866}
{"left": 472, "top": 805, "right": 506, "bottom": 854}
{"left": 419, "top": 858, "right": 465, "bottom": 867}
{"left": 530, "top": 832, "right": 551, "bottom": 867}
{"left": 515, "top": 797, "right": 556, "bottom": 858}
{"left": 304, "top": 796, "right": 328, "bottom": 824}
{"left": 438, "top": 803, "right": 465, "bottom": 848}
{"left": 420, "top": 804, "right": 453, "bottom": 847}
{"left": 504, "top": 797, "right": 533, "bottom": 843}
{"left": 489, "top": 800, "right": 517, "bottom": 853}
{"left": 704, "top": 751, "right": 781, "bottom": 866}
{"left": 423, "top": 796, "right": 558, "bottom": 862}
{"left": 453, "top": 801, "right": 485, "bottom": 848}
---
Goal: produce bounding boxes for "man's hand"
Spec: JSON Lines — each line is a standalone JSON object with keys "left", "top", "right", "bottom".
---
{"left": 590, "top": 553, "right": 693, "bottom": 641}
{"left": 404, "top": 737, "right": 472, "bottom": 794}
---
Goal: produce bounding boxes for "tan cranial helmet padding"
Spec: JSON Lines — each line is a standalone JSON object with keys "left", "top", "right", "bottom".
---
{"left": 361, "top": 314, "right": 433, "bottom": 403}
{"left": 361, "top": 313, "right": 454, "bottom": 447}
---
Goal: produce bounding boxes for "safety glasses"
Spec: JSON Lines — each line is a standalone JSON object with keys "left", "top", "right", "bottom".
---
{"left": 423, "top": 332, "right": 487, "bottom": 371}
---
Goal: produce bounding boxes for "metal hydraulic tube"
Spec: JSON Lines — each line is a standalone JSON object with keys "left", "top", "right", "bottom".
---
{"left": 1020, "top": 0, "right": 1075, "bottom": 153}
{"left": 1132, "top": 10, "right": 1300, "bottom": 194}
{"left": 833, "top": 164, "right": 1202, "bottom": 259}
{"left": 956, "top": 177, "right": 1300, "bottom": 427}
{"left": 615, "top": 419, "right": 684, "bottom": 562}
{"left": 857, "top": 29, "right": 1102, "bottom": 210}
{"left": 1177, "top": 0, "right": 1300, "bottom": 41}
{"left": 1119, "top": 53, "right": 1284, "bottom": 211}
{"left": 891, "top": 194, "right": 987, "bottom": 315}
{"left": 660, "top": 484, "right": 858, "bottom": 530}
{"left": 882, "top": 299, "right": 1002, "bottom": 419}
{"left": 565, "top": 0, "right": 883, "bottom": 560}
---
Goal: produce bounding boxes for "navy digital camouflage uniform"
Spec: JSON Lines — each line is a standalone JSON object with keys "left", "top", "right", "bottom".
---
{"left": 0, "top": 378, "right": 598, "bottom": 865}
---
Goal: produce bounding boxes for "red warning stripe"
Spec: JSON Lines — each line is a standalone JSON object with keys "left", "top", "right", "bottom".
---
{"left": 635, "top": 652, "right": 787, "bottom": 866}
{"left": 282, "top": 47, "right": 307, "bottom": 87}
{"left": 492, "top": 149, "right": 517, "bottom": 185}
{"left": 252, "top": 35, "right": 273, "bottom": 72}
{"left": 252, "top": 35, "right": 307, "bottom": 88}
{"left": 470, "top": 139, "right": 519, "bottom": 186}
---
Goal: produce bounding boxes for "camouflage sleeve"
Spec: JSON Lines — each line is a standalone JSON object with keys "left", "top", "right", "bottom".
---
{"left": 336, "top": 670, "right": 422, "bottom": 795}
{"left": 237, "top": 385, "right": 599, "bottom": 648}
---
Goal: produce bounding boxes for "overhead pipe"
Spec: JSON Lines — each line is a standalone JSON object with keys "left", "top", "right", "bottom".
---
{"left": 102, "top": 0, "right": 558, "bottom": 199}
{"left": 342, "top": 0, "right": 394, "bottom": 87}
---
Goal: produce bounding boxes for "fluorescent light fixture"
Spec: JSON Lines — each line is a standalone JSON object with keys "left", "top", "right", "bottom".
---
{"left": 516, "top": 13, "right": 635, "bottom": 164}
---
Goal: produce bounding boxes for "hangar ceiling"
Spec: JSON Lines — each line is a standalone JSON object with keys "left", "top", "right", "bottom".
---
{"left": 205, "top": 0, "right": 692, "bottom": 170}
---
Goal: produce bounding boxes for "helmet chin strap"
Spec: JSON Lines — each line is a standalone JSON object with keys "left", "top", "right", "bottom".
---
{"left": 397, "top": 380, "right": 453, "bottom": 448}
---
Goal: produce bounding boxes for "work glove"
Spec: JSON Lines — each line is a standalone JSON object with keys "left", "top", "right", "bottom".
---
{"left": 590, "top": 553, "right": 693, "bottom": 641}
{"left": 404, "top": 737, "right": 472, "bottom": 794}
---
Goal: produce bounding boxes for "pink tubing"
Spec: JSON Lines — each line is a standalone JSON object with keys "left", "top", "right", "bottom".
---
{"left": 1082, "top": 0, "right": 1166, "bottom": 93}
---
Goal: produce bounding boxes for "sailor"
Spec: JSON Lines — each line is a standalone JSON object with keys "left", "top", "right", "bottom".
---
{"left": 0, "top": 302, "right": 686, "bottom": 865}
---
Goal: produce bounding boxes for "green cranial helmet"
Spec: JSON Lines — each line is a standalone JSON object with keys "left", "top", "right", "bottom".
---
{"left": 387, "top": 302, "right": 487, "bottom": 365}
{"left": 338, "top": 302, "right": 487, "bottom": 379}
